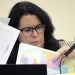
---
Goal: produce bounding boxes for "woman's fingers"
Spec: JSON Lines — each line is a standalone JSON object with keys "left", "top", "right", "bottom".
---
{"left": 52, "top": 46, "right": 69, "bottom": 62}
{"left": 57, "top": 46, "right": 70, "bottom": 56}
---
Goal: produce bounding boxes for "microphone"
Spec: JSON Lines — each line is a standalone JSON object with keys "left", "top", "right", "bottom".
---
{"left": 59, "top": 43, "right": 75, "bottom": 74}
{"left": 64, "top": 43, "right": 75, "bottom": 57}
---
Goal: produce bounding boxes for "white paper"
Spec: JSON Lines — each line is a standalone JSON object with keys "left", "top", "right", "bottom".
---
{"left": 0, "top": 21, "right": 20, "bottom": 64}
{"left": 0, "top": 17, "right": 10, "bottom": 24}
{"left": 16, "top": 43, "right": 60, "bottom": 74}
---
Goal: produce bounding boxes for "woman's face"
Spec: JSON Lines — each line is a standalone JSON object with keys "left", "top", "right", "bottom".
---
{"left": 18, "top": 14, "right": 45, "bottom": 48}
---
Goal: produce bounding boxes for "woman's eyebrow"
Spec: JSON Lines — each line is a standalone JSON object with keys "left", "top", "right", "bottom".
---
{"left": 24, "top": 23, "right": 43, "bottom": 28}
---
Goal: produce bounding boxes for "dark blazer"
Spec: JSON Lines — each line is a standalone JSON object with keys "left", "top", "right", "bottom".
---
{"left": 7, "top": 40, "right": 19, "bottom": 64}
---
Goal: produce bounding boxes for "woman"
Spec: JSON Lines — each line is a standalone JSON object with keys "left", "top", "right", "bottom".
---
{"left": 7, "top": 1, "right": 68, "bottom": 64}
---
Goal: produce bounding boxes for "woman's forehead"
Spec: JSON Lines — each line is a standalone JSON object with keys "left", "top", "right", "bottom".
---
{"left": 19, "top": 14, "right": 41, "bottom": 28}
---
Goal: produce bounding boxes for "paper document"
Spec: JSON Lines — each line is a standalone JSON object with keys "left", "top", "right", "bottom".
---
{"left": 16, "top": 43, "right": 60, "bottom": 74}
{"left": 0, "top": 21, "right": 20, "bottom": 64}
{"left": 17, "top": 43, "right": 75, "bottom": 74}
{"left": 0, "top": 17, "right": 10, "bottom": 24}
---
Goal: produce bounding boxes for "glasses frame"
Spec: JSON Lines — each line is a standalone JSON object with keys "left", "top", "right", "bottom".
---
{"left": 19, "top": 24, "right": 45, "bottom": 35}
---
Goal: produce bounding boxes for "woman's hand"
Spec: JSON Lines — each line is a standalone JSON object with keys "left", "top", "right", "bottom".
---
{"left": 45, "top": 46, "right": 69, "bottom": 69}
{"left": 51, "top": 46, "right": 69, "bottom": 62}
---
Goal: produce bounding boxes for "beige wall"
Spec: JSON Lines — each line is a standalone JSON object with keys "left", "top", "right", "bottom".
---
{"left": 0, "top": 0, "right": 75, "bottom": 41}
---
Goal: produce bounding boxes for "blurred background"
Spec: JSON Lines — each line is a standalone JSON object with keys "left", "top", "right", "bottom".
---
{"left": 0, "top": 0, "right": 75, "bottom": 42}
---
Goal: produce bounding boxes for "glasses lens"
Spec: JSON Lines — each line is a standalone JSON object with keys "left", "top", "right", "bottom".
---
{"left": 20, "top": 24, "right": 45, "bottom": 36}
{"left": 22, "top": 27, "right": 32, "bottom": 35}
{"left": 36, "top": 25, "right": 45, "bottom": 33}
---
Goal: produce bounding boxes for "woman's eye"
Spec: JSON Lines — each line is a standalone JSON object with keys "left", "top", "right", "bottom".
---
{"left": 23, "top": 28, "right": 32, "bottom": 32}
{"left": 37, "top": 25, "right": 44, "bottom": 29}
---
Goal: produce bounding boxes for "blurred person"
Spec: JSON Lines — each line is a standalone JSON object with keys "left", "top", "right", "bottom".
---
{"left": 7, "top": 1, "right": 69, "bottom": 64}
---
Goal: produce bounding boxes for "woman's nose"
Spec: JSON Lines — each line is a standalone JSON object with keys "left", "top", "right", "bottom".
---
{"left": 32, "top": 29, "right": 38, "bottom": 37}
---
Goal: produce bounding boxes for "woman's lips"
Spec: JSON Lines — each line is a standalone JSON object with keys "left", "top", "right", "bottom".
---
{"left": 31, "top": 41, "right": 39, "bottom": 45}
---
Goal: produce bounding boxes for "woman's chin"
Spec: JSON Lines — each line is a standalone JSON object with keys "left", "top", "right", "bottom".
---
{"left": 33, "top": 44, "right": 43, "bottom": 48}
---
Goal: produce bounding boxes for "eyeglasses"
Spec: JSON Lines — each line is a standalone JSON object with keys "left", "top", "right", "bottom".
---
{"left": 19, "top": 24, "right": 45, "bottom": 36}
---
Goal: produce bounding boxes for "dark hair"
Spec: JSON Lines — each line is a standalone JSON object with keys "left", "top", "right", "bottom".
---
{"left": 7, "top": 1, "right": 60, "bottom": 64}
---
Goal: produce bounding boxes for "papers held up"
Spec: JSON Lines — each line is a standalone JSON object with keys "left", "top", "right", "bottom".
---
{"left": 0, "top": 21, "right": 20, "bottom": 64}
